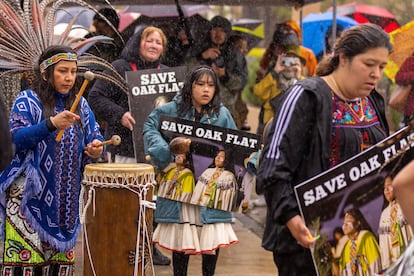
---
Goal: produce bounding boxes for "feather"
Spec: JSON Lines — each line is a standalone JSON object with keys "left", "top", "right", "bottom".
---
{"left": 73, "top": 35, "right": 114, "bottom": 54}
{"left": 0, "top": 0, "right": 128, "bottom": 93}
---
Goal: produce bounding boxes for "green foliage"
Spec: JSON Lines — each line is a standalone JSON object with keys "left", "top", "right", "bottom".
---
{"left": 242, "top": 54, "right": 263, "bottom": 107}
{"left": 310, "top": 218, "right": 333, "bottom": 276}
{"left": 389, "top": 108, "right": 403, "bottom": 132}
{"left": 388, "top": 82, "right": 404, "bottom": 132}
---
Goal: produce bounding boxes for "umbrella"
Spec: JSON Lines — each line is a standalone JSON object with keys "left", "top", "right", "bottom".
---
{"left": 118, "top": 11, "right": 140, "bottom": 32}
{"left": 122, "top": 4, "right": 210, "bottom": 17}
{"left": 328, "top": 2, "right": 400, "bottom": 33}
{"left": 231, "top": 18, "right": 264, "bottom": 52}
{"left": 55, "top": 6, "right": 95, "bottom": 28}
{"left": 231, "top": 18, "right": 263, "bottom": 30}
{"left": 54, "top": 23, "right": 90, "bottom": 39}
{"left": 302, "top": 12, "right": 358, "bottom": 57}
{"left": 384, "top": 21, "right": 414, "bottom": 81}
{"left": 121, "top": 13, "right": 210, "bottom": 47}
{"left": 55, "top": 7, "right": 138, "bottom": 32}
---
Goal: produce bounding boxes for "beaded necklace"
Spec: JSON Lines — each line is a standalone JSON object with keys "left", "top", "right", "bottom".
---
{"left": 329, "top": 75, "right": 366, "bottom": 121}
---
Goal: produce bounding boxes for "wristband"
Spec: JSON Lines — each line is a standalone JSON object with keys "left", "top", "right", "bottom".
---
{"left": 46, "top": 117, "right": 57, "bottom": 132}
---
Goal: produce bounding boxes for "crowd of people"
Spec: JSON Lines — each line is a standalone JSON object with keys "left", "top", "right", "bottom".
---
{"left": 2, "top": 4, "right": 414, "bottom": 276}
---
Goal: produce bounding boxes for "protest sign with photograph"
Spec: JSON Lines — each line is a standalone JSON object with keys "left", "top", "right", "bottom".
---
{"left": 158, "top": 115, "right": 261, "bottom": 212}
{"left": 126, "top": 66, "right": 188, "bottom": 162}
{"left": 294, "top": 125, "right": 414, "bottom": 275}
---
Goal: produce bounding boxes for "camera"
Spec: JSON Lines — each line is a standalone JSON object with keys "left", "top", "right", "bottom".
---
{"left": 281, "top": 56, "right": 300, "bottom": 67}
{"left": 214, "top": 55, "right": 225, "bottom": 68}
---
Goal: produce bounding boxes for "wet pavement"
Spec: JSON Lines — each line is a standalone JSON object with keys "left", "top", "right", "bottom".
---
{"left": 73, "top": 198, "right": 276, "bottom": 276}
{"left": 152, "top": 198, "right": 273, "bottom": 276}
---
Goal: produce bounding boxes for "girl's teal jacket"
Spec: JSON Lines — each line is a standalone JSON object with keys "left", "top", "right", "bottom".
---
{"left": 143, "top": 97, "right": 236, "bottom": 224}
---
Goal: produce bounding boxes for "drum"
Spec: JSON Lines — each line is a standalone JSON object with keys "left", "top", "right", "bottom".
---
{"left": 81, "top": 163, "right": 155, "bottom": 276}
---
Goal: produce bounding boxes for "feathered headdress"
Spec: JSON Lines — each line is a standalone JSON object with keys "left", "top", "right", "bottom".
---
{"left": 0, "top": 0, "right": 128, "bottom": 92}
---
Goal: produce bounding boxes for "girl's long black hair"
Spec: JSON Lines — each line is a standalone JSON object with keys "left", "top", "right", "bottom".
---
{"left": 177, "top": 65, "right": 221, "bottom": 118}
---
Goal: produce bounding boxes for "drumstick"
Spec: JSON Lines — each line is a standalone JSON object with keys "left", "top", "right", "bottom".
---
{"left": 83, "top": 135, "right": 121, "bottom": 150}
{"left": 55, "top": 71, "right": 95, "bottom": 142}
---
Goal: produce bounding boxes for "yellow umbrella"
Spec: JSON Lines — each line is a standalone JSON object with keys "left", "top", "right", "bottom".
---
{"left": 385, "top": 21, "right": 414, "bottom": 81}
{"left": 231, "top": 19, "right": 264, "bottom": 53}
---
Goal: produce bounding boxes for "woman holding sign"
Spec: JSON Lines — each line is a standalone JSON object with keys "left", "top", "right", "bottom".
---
{"left": 143, "top": 65, "right": 237, "bottom": 276}
{"left": 89, "top": 26, "right": 168, "bottom": 163}
{"left": 257, "top": 24, "right": 391, "bottom": 275}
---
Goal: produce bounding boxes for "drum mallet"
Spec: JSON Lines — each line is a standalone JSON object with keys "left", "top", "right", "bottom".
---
{"left": 84, "top": 135, "right": 121, "bottom": 150}
{"left": 55, "top": 71, "right": 95, "bottom": 142}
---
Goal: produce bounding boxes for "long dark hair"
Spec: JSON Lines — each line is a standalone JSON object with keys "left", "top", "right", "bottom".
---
{"left": 32, "top": 45, "right": 80, "bottom": 118}
{"left": 344, "top": 208, "right": 372, "bottom": 233}
{"left": 178, "top": 151, "right": 194, "bottom": 172}
{"left": 316, "top": 24, "right": 393, "bottom": 76}
{"left": 208, "top": 148, "right": 235, "bottom": 175}
{"left": 177, "top": 65, "right": 221, "bottom": 117}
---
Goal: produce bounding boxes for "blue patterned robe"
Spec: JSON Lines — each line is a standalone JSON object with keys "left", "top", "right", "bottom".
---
{"left": 0, "top": 89, "right": 104, "bottom": 251}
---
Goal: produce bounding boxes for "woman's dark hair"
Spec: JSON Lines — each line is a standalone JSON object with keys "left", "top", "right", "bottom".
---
{"left": 208, "top": 148, "right": 235, "bottom": 175}
{"left": 333, "top": 226, "right": 344, "bottom": 237}
{"left": 32, "top": 45, "right": 79, "bottom": 118}
{"left": 316, "top": 24, "right": 393, "bottom": 76}
{"left": 94, "top": 7, "right": 120, "bottom": 30}
{"left": 182, "top": 151, "right": 194, "bottom": 172}
{"left": 344, "top": 208, "right": 372, "bottom": 233}
{"left": 228, "top": 34, "right": 246, "bottom": 47}
{"left": 177, "top": 65, "right": 221, "bottom": 118}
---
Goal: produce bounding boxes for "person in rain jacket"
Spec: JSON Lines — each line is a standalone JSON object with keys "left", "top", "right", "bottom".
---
{"left": 88, "top": 26, "right": 168, "bottom": 163}
{"left": 194, "top": 15, "right": 248, "bottom": 129}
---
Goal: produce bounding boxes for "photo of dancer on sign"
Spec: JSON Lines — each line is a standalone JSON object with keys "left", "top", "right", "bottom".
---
{"left": 154, "top": 115, "right": 261, "bottom": 212}
{"left": 294, "top": 126, "right": 414, "bottom": 275}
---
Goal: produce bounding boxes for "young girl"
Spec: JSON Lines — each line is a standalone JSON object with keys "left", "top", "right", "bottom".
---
{"left": 143, "top": 65, "right": 238, "bottom": 276}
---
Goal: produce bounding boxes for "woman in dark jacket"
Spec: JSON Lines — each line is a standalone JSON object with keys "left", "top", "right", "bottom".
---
{"left": 88, "top": 26, "right": 168, "bottom": 162}
{"left": 257, "top": 24, "right": 392, "bottom": 276}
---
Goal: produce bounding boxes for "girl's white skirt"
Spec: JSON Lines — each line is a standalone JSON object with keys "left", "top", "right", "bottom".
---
{"left": 152, "top": 202, "right": 238, "bottom": 255}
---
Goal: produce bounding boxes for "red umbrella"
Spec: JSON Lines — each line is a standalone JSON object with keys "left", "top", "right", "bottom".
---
{"left": 328, "top": 2, "right": 399, "bottom": 33}
{"left": 118, "top": 11, "right": 140, "bottom": 32}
